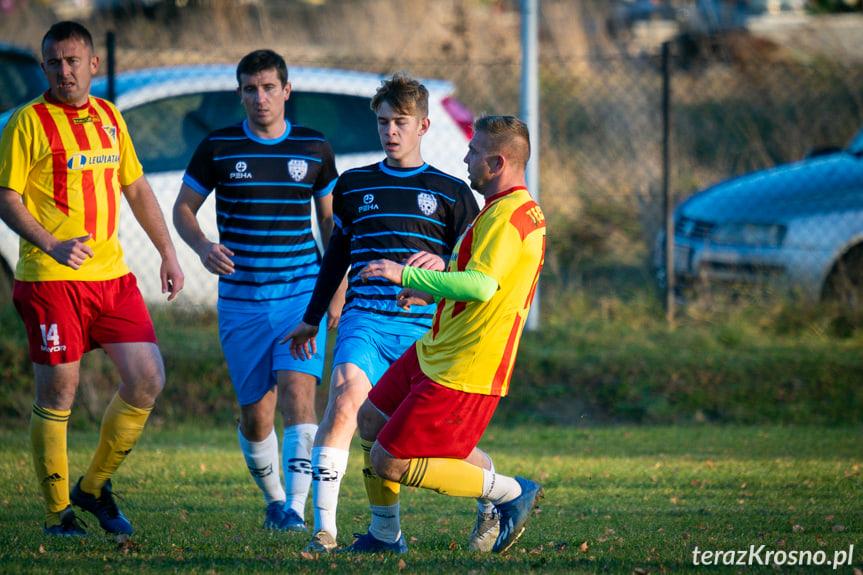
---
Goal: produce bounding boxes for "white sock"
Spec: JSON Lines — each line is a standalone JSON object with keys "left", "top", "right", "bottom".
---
{"left": 282, "top": 423, "right": 316, "bottom": 519}
{"left": 477, "top": 456, "right": 496, "bottom": 514}
{"left": 238, "top": 427, "right": 285, "bottom": 505}
{"left": 482, "top": 470, "right": 522, "bottom": 506}
{"left": 369, "top": 503, "right": 401, "bottom": 543}
{"left": 311, "top": 446, "right": 349, "bottom": 538}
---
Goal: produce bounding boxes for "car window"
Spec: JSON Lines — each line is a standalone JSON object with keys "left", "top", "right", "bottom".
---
{"left": 0, "top": 51, "right": 48, "bottom": 113}
{"left": 122, "top": 89, "right": 379, "bottom": 173}
{"left": 287, "top": 92, "right": 378, "bottom": 155}
{"left": 122, "top": 91, "right": 246, "bottom": 173}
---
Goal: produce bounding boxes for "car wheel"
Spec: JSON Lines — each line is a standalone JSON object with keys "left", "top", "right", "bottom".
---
{"left": 822, "top": 246, "right": 863, "bottom": 308}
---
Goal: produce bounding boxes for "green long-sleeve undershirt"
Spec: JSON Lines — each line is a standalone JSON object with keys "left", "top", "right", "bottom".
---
{"left": 401, "top": 266, "right": 498, "bottom": 302}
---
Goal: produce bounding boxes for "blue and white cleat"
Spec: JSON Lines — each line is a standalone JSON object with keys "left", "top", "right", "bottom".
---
{"left": 492, "top": 476, "right": 544, "bottom": 553}
{"left": 340, "top": 531, "right": 408, "bottom": 554}
{"left": 70, "top": 477, "right": 133, "bottom": 535}
{"left": 263, "top": 501, "right": 309, "bottom": 533}
{"left": 468, "top": 508, "right": 500, "bottom": 552}
{"left": 43, "top": 506, "right": 88, "bottom": 537}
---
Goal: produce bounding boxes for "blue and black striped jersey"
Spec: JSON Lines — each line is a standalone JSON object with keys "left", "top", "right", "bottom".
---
{"left": 332, "top": 160, "right": 479, "bottom": 330}
{"left": 183, "top": 119, "right": 338, "bottom": 307}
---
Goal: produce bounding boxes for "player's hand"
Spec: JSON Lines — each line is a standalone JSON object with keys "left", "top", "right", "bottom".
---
{"left": 47, "top": 234, "right": 94, "bottom": 269}
{"left": 280, "top": 321, "right": 319, "bottom": 360}
{"left": 404, "top": 250, "right": 446, "bottom": 271}
{"left": 161, "top": 251, "right": 184, "bottom": 301}
{"left": 199, "top": 242, "right": 235, "bottom": 276}
{"left": 396, "top": 288, "right": 434, "bottom": 310}
{"left": 359, "top": 259, "right": 405, "bottom": 285}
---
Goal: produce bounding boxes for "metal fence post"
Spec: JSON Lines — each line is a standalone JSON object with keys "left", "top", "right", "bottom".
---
{"left": 662, "top": 40, "right": 675, "bottom": 324}
{"left": 106, "top": 31, "right": 116, "bottom": 103}
{"left": 522, "top": 0, "right": 540, "bottom": 331}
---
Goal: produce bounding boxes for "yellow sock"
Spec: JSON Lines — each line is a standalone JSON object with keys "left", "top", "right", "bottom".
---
{"left": 30, "top": 404, "right": 71, "bottom": 527}
{"left": 362, "top": 439, "right": 400, "bottom": 506}
{"left": 80, "top": 394, "right": 151, "bottom": 495}
{"left": 400, "top": 457, "right": 484, "bottom": 498}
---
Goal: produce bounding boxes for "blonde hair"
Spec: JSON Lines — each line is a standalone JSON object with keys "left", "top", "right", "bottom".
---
{"left": 370, "top": 71, "right": 429, "bottom": 118}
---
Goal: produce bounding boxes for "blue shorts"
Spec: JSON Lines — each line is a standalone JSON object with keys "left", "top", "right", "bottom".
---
{"left": 332, "top": 314, "right": 428, "bottom": 386}
{"left": 219, "top": 305, "right": 327, "bottom": 406}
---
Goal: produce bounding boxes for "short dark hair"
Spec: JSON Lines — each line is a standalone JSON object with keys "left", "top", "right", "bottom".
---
{"left": 42, "top": 21, "right": 94, "bottom": 56}
{"left": 236, "top": 49, "right": 288, "bottom": 87}
{"left": 474, "top": 115, "right": 531, "bottom": 167}
{"left": 370, "top": 71, "right": 428, "bottom": 118}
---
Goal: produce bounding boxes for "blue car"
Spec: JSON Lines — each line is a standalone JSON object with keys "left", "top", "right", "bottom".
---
{"left": 0, "top": 43, "right": 48, "bottom": 114}
{"left": 655, "top": 125, "right": 863, "bottom": 305}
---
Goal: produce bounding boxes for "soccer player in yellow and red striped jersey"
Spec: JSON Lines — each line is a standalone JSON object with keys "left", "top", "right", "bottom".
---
{"left": 356, "top": 115, "right": 546, "bottom": 554}
{"left": 0, "top": 21, "right": 184, "bottom": 537}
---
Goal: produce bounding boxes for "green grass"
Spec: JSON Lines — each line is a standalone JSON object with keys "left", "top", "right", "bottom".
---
{"left": 0, "top": 424, "right": 860, "bottom": 574}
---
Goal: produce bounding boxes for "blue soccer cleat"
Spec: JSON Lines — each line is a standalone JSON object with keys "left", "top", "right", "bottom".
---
{"left": 43, "top": 506, "right": 88, "bottom": 537}
{"left": 262, "top": 501, "right": 309, "bottom": 533}
{"left": 70, "top": 477, "right": 133, "bottom": 535}
{"left": 340, "top": 531, "right": 408, "bottom": 554}
{"left": 492, "top": 476, "right": 544, "bottom": 553}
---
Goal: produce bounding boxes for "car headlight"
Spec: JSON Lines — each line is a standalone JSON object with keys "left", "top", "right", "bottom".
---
{"left": 709, "top": 223, "right": 786, "bottom": 247}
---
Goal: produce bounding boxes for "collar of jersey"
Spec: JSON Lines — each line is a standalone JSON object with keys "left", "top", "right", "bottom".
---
{"left": 485, "top": 186, "right": 528, "bottom": 205}
{"left": 242, "top": 119, "right": 292, "bottom": 146}
{"left": 43, "top": 91, "right": 92, "bottom": 111}
{"left": 378, "top": 161, "right": 429, "bottom": 178}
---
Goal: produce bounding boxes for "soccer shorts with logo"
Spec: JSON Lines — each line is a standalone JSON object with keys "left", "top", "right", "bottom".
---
{"left": 13, "top": 274, "right": 157, "bottom": 365}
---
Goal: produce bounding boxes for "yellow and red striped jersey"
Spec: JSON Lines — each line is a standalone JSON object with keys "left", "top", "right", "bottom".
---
{"left": 0, "top": 93, "right": 143, "bottom": 281}
{"left": 417, "top": 186, "right": 546, "bottom": 397}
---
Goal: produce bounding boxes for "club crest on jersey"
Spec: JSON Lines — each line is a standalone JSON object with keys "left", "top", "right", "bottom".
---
{"left": 230, "top": 160, "right": 252, "bottom": 180}
{"left": 288, "top": 159, "right": 308, "bottom": 182}
{"left": 358, "top": 192, "right": 379, "bottom": 213}
{"left": 417, "top": 192, "right": 437, "bottom": 216}
{"left": 102, "top": 125, "right": 117, "bottom": 144}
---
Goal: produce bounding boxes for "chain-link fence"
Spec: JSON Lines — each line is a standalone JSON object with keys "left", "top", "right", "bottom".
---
{"left": 95, "top": 29, "right": 863, "bottom": 313}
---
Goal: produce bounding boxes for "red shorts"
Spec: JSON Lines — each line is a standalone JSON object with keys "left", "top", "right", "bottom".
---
{"left": 13, "top": 274, "right": 157, "bottom": 365}
{"left": 369, "top": 344, "right": 500, "bottom": 460}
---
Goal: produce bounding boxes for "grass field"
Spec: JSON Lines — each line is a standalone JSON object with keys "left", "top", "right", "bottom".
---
{"left": 0, "top": 424, "right": 860, "bottom": 574}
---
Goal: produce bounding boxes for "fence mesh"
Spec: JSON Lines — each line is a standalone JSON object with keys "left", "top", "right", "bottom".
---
{"left": 3, "top": 2, "right": 862, "bottom": 312}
